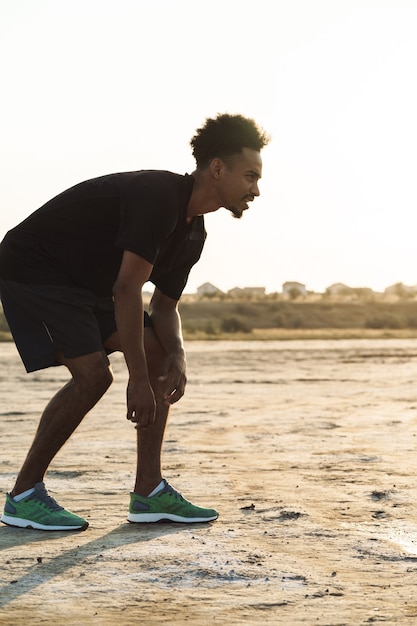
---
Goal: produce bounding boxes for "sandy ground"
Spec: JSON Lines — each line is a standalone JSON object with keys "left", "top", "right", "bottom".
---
{"left": 2, "top": 338, "right": 417, "bottom": 625}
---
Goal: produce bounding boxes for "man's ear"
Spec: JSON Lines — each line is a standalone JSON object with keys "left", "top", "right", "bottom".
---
{"left": 210, "top": 158, "right": 223, "bottom": 179}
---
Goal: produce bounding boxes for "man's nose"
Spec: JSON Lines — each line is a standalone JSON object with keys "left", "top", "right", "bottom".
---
{"left": 251, "top": 182, "right": 260, "bottom": 197}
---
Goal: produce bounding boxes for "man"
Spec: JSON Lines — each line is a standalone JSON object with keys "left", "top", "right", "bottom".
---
{"left": 0, "top": 113, "right": 269, "bottom": 531}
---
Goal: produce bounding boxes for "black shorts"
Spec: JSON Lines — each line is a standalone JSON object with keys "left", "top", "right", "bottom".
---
{"left": 0, "top": 279, "right": 152, "bottom": 372}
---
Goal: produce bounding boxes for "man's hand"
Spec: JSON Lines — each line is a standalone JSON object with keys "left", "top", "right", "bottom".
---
{"left": 126, "top": 378, "right": 156, "bottom": 429}
{"left": 158, "top": 352, "right": 187, "bottom": 405}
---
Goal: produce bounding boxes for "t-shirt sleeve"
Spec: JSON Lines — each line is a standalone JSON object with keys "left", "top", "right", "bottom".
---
{"left": 115, "top": 176, "right": 178, "bottom": 264}
{"left": 154, "top": 255, "right": 203, "bottom": 301}
{"left": 150, "top": 218, "right": 206, "bottom": 301}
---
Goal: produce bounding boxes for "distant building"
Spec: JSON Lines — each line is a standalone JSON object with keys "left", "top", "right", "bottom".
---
{"left": 282, "top": 281, "right": 307, "bottom": 297}
{"left": 325, "top": 283, "right": 353, "bottom": 296}
{"left": 228, "top": 286, "right": 266, "bottom": 298}
{"left": 196, "top": 282, "right": 223, "bottom": 297}
{"left": 385, "top": 282, "right": 417, "bottom": 297}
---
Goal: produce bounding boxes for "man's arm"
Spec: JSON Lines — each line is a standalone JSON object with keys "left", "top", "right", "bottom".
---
{"left": 148, "top": 288, "right": 187, "bottom": 405}
{"left": 113, "top": 250, "right": 155, "bottom": 429}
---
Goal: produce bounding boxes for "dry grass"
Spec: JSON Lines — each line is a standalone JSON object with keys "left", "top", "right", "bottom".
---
{"left": 183, "top": 327, "right": 417, "bottom": 341}
{"left": 3, "top": 299, "right": 417, "bottom": 342}
{"left": 179, "top": 299, "right": 417, "bottom": 338}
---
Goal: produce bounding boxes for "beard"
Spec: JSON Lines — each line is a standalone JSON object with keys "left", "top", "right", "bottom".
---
{"left": 226, "top": 194, "right": 253, "bottom": 219}
{"left": 226, "top": 206, "right": 244, "bottom": 219}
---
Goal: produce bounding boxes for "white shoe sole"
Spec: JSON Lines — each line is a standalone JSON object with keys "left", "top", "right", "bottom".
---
{"left": 127, "top": 512, "right": 218, "bottom": 523}
{"left": 1, "top": 513, "right": 88, "bottom": 531}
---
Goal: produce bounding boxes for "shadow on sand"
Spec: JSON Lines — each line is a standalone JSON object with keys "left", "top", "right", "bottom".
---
{"left": 0, "top": 521, "right": 204, "bottom": 607}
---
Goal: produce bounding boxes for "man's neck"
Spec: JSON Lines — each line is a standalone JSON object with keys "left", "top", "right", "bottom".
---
{"left": 187, "top": 170, "right": 220, "bottom": 221}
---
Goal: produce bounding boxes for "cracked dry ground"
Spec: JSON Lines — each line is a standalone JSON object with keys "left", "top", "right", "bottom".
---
{"left": 2, "top": 338, "right": 417, "bottom": 624}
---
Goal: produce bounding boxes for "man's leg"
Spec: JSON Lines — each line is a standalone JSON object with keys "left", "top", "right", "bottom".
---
{"left": 134, "top": 325, "right": 170, "bottom": 496}
{"left": 123, "top": 326, "right": 219, "bottom": 523}
{"left": 105, "top": 324, "right": 218, "bottom": 523}
{"left": 104, "top": 325, "right": 169, "bottom": 496}
{"left": 11, "top": 350, "right": 113, "bottom": 496}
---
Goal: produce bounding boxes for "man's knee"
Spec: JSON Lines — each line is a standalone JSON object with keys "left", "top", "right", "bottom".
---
{"left": 88, "top": 362, "right": 114, "bottom": 394}
{"left": 58, "top": 351, "right": 114, "bottom": 395}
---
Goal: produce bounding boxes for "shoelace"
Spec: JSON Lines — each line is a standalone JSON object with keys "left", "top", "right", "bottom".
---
{"left": 30, "top": 486, "right": 64, "bottom": 511}
{"left": 164, "top": 484, "right": 185, "bottom": 501}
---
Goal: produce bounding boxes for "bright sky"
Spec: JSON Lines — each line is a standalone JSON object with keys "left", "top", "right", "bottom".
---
{"left": 1, "top": 0, "right": 416, "bottom": 294}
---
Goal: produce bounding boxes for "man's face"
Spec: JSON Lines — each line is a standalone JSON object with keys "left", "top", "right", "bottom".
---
{"left": 218, "top": 148, "right": 263, "bottom": 219}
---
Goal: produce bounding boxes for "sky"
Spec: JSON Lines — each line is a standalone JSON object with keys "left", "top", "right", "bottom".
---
{"left": 1, "top": 0, "right": 417, "bottom": 294}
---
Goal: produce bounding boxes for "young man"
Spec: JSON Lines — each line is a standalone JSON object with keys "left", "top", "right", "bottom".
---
{"left": 0, "top": 113, "right": 269, "bottom": 531}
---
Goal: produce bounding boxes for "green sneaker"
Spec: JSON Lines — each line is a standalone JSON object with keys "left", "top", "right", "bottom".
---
{"left": 128, "top": 480, "right": 218, "bottom": 523}
{"left": 1, "top": 482, "right": 89, "bottom": 531}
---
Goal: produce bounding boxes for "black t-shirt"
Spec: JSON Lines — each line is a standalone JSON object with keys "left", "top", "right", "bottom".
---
{"left": 0, "top": 170, "right": 206, "bottom": 300}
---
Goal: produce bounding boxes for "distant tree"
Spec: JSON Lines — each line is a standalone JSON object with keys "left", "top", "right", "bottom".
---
{"left": 220, "top": 316, "right": 252, "bottom": 333}
{"left": 288, "top": 287, "right": 301, "bottom": 300}
{"left": 204, "top": 321, "right": 218, "bottom": 335}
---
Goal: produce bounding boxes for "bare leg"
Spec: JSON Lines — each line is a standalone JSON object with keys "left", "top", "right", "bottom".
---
{"left": 96, "top": 325, "right": 170, "bottom": 497}
{"left": 104, "top": 326, "right": 169, "bottom": 496}
{"left": 134, "top": 326, "right": 170, "bottom": 496}
{"left": 134, "top": 408, "right": 169, "bottom": 496}
{"left": 11, "top": 350, "right": 113, "bottom": 496}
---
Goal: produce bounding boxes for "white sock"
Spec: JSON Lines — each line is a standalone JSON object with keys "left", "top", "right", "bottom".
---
{"left": 147, "top": 480, "right": 166, "bottom": 497}
{"left": 13, "top": 487, "right": 35, "bottom": 502}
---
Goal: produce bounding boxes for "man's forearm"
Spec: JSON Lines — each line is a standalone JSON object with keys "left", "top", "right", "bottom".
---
{"left": 148, "top": 305, "right": 185, "bottom": 358}
{"left": 149, "top": 299, "right": 187, "bottom": 404}
{"left": 113, "top": 288, "right": 149, "bottom": 378}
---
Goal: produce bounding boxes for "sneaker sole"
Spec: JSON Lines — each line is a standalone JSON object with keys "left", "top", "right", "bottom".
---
{"left": 127, "top": 512, "right": 218, "bottom": 523}
{"left": 1, "top": 514, "right": 89, "bottom": 531}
